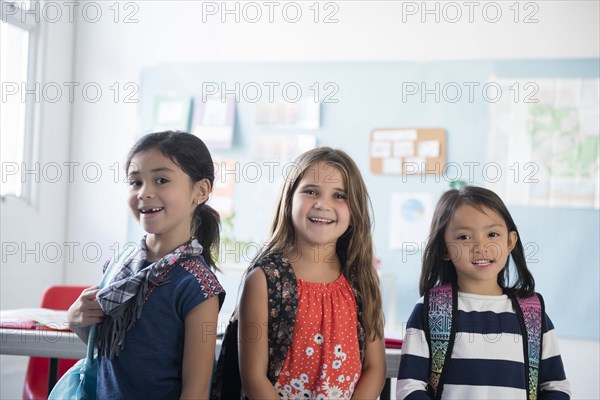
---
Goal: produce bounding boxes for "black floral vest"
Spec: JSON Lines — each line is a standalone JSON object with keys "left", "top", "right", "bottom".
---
{"left": 210, "top": 253, "right": 366, "bottom": 400}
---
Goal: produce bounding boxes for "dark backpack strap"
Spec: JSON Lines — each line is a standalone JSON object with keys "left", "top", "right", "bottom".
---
{"left": 210, "top": 255, "right": 299, "bottom": 399}
{"left": 511, "top": 293, "right": 544, "bottom": 400}
{"left": 259, "top": 256, "right": 298, "bottom": 383}
{"left": 210, "top": 315, "right": 242, "bottom": 400}
{"left": 424, "top": 283, "right": 458, "bottom": 400}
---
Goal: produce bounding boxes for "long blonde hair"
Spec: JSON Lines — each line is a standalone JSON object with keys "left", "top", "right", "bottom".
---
{"left": 253, "top": 147, "right": 384, "bottom": 339}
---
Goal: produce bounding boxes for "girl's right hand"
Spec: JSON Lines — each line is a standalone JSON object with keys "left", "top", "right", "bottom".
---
{"left": 67, "top": 286, "right": 105, "bottom": 326}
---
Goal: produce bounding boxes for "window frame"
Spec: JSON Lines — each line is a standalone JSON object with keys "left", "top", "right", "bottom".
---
{"left": 1, "top": 0, "right": 42, "bottom": 207}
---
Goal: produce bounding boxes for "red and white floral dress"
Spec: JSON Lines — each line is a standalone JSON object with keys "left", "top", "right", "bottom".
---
{"left": 274, "top": 274, "right": 361, "bottom": 400}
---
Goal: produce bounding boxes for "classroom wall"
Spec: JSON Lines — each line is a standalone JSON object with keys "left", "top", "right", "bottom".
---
{"left": 1, "top": 2, "right": 598, "bottom": 399}
{"left": 0, "top": 13, "right": 75, "bottom": 396}
{"left": 62, "top": 2, "right": 600, "bottom": 281}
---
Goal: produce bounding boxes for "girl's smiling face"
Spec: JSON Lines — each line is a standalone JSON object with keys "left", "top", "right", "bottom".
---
{"left": 127, "top": 149, "right": 207, "bottom": 245}
{"left": 291, "top": 162, "right": 351, "bottom": 252}
{"left": 443, "top": 204, "right": 517, "bottom": 295}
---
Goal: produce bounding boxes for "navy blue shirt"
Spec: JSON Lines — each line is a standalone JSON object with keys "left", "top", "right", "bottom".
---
{"left": 97, "top": 257, "right": 224, "bottom": 399}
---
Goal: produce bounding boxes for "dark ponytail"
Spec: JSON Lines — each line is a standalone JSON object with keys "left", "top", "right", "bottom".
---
{"left": 192, "top": 203, "right": 220, "bottom": 269}
{"left": 126, "top": 131, "right": 221, "bottom": 269}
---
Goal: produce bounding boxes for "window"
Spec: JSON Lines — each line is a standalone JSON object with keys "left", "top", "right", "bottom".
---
{"left": 1, "top": 1, "right": 40, "bottom": 201}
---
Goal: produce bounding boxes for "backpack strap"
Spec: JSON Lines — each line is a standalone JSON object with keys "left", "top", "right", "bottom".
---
{"left": 210, "top": 315, "right": 242, "bottom": 400}
{"left": 424, "top": 283, "right": 458, "bottom": 400}
{"left": 210, "top": 254, "right": 297, "bottom": 399}
{"left": 260, "top": 256, "right": 298, "bottom": 383}
{"left": 511, "top": 293, "right": 544, "bottom": 400}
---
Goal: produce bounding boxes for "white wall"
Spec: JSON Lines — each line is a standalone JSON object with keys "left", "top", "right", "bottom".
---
{"left": 561, "top": 338, "right": 600, "bottom": 399}
{"left": 1, "top": 4, "right": 74, "bottom": 307}
{"left": 0, "top": 10, "right": 75, "bottom": 397}
{"left": 1, "top": 1, "right": 598, "bottom": 399}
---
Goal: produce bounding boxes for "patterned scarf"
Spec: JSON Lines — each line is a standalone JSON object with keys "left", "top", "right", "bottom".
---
{"left": 96, "top": 236, "right": 203, "bottom": 358}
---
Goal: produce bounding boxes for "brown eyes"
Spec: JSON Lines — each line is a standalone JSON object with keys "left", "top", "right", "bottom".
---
{"left": 302, "top": 190, "right": 347, "bottom": 200}
{"left": 128, "top": 178, "right": 169, "bottom": 187}
{"left": 456, "top": 232, "right": 501, "bottom": 240}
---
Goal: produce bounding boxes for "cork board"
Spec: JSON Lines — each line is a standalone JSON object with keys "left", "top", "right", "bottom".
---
{"left": 370, "top": 128, "right": 446, "bottom": 175}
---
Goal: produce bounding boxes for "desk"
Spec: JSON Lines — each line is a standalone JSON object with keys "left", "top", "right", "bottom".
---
{"left": 0, "top": 328, "right": 87, "bottom": 358}
{"left": 1, "top": 329, "right": 402, "bottom": 398}
{"left": 1, "top": 327, "right": 87, "bottom": 394}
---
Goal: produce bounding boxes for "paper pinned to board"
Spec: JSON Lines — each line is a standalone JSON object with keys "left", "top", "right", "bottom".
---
{"left": 393, "top": 141, "right": 415, "bottom": 158}
{"left": 417, "top": 140, "right": 440, "bottom": 158}
{"left": 371, "top": 141, "right": 392, "bottom": 158}
{"left": 382, "top": 158, "right": 403, "bottom": 174}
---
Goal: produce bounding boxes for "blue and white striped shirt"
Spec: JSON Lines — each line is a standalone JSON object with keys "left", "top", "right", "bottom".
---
{"left": 396, "top": 292, "right": 571, "bottom": 399}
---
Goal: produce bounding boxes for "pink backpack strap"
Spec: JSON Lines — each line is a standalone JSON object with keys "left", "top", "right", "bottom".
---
{"left": 424, "top": 283, "right": 457, "bottom": 400}
{"left": 514, "top": 293, "right": 544, "bottom": 400}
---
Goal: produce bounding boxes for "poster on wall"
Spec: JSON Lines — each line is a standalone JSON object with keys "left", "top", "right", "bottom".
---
{"left": 487, "top": 78, "right": 600, "bottom": 209}
{"left": 389, "top": 193, "right": 434, "bottom": 250}
{"left": 191, "top": 94, "right": 236, "bottom": 149}
{"left": 151, "top": 96, "right": 193, "bottom": 132}
{"left": 255, "top": 98, "right": 320, "bottom": 130}
{"left": 250, "top": 134, "right": 317, "bottom": 163}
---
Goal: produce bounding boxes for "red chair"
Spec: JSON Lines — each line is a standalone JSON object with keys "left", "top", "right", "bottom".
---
{"left": 22, "top": 285, "right": 88, "bottom": 400}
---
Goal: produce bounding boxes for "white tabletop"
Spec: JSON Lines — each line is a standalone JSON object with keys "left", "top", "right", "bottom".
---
{"left": 0, "top": 328, "right": 87, "bottom": 359}
{"left": 0, "top": 328, "right": 402, "bottom": 379}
